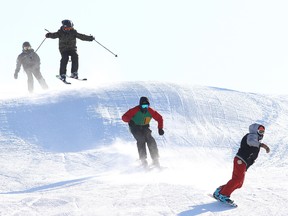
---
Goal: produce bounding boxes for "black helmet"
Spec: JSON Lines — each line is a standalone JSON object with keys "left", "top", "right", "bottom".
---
{"left": 139, "top": 96, "right": 150, "bottom": 113}
{"left": 22, "top": 41, "right": 31, "bottom": 50}
{"left": 62, "top": 19, "right": 74, "bottom": 28}
{"left": 139, "top": 96, "right": 150, "bottom": 105}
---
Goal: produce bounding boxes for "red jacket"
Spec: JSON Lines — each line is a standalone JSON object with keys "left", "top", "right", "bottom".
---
{"left": 122, "top": 106, "right": 163, "bottom": 129}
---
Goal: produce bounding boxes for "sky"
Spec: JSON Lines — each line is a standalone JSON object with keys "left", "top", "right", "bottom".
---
{"left": 1, "top": 0, "right": 288, "bottom": 95}
{"left": 0, "top": 83, "right": 287, "bottom": 215}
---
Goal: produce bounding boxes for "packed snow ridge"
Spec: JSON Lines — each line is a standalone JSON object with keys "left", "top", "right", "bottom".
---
{"left": 0, "top": 82, "right": 287, "bottom": 216}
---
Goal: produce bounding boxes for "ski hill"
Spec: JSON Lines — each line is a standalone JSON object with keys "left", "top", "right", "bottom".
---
{"left": 0, "top": 82, "right": 287, "bottom": 216}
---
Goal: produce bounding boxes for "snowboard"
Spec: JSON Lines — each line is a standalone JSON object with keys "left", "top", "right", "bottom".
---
{"left": 208, "top": 194, "right": 238, "bottom": 208}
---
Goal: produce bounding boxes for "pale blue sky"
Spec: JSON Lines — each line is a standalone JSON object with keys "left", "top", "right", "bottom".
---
{"left": 1, "top": 0, "right": 288, "bottom": 95}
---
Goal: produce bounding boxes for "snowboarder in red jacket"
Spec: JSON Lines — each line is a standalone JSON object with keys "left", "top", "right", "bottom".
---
{"left": 122, "top": 96, "right": 164, "bottom": 168}
{"left": 213, "top": 123, "right": 270, "bottom": 205}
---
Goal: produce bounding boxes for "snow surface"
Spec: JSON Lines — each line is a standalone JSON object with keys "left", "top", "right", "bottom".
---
{"left": 0, "top": 82, "right": 288, "bottom": 216}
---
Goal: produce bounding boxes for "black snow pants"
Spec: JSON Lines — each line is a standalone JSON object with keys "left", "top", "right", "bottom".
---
{"left": 130, "top": 126, "right": 159, "bottom": 161}
{"left": 60, "top": 50, "right": 79, "bottom": 76}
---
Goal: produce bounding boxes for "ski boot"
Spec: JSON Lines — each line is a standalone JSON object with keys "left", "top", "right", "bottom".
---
{"left": 141, "top": 159, "right": 148, "bottom": 168}
{"left": 213, "top": 187, "right": 222, "bottom": 200}
{"left": 60, "top": 74, "right": 66, "bottom": 81}
{"left": 71, "top": 72, "right": 78, "bottom": 79}
{"left": 152, "top": 158, "right": 160, "bottom": 168}
{"left": 218, "top": 194, "right": 234, "bottom": 205}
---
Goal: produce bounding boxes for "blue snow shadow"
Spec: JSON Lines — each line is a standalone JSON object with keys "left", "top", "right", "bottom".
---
{"left": 178, "top": 202, "right": 235, "bottom": 216}
{"left": 5, "top": 90, "right": 129, "bottom": 152}
{"left": 1, "top": 176, "right": 95, "bottom": 194}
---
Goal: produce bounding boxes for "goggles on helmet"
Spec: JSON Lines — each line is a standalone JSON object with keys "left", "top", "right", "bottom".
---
{"left": 63, "top": 26, "right": 73, "bottom": 31}
{"left": 23, "top": 46, "right": 31, "bottom": 50}
{"left": 141, "top": 104, "right": 149, "bottom": 109}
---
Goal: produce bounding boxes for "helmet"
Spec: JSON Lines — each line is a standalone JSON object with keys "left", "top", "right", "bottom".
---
{"left": 139, "top": 96, "right": 150, "bottom": 113}
{"left": 139, "top": 96, "right": 150, "bottom": 106}
{"left": 62, "top": 19, "right": 74, "bottom": 28}
{"left": 22, "top": 41, "right": 31, "bottom": 50}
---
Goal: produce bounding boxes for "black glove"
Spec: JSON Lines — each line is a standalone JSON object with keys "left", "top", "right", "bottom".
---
{"left": 45, "top": 33, "right": 52, "bottom": 38}
{"left": 89, "top": 35, "right": 95, "bottom": 41}
{"left": 14, "top": 72, "right": 18, "bottom": 79}
{"left": 158, "top": 128, "right": 164, "bottom": 135}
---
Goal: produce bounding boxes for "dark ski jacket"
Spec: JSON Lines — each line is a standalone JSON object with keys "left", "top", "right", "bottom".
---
{"left": 236, "top": 123, "right": 264, "bottom": 170}
{"left": 122, "top": 106, "right": 163, "bottom": 130}
{"left": 47, "top": 27, "right": 93, "bottom": 53}
{"left": 15, "top": 49, "right": 40, "bottom": 73}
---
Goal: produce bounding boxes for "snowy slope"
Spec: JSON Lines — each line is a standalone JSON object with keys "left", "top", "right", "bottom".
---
{"left": 0, "top": 82, "right": 288, "bottom": 216}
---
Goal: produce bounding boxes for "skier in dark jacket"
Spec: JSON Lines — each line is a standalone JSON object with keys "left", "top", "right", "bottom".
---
{"left": 122, "top": 96, "right": 164, "bottom": 168}
{"left": 213, "top": 123, "right": 270, "bottom": 205}
{"left": 45, "top": 19, "right": 94, "bottom": 81}
{"left": 14, "top": 42, "right": 48, "bottom": 93}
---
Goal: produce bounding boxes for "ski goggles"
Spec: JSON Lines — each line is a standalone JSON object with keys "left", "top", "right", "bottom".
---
{"left": 141, "top": 104, "right": 149, "bottom": 109}
{"left": 63, "top": 27, "right": 73, "bottom": 31}
{"left": 23, "top": 46, "right": 31, "bottom": 50}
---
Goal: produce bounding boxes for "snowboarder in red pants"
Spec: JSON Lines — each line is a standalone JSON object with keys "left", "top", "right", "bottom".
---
{"left": 213, "top": 123, "right": 270, "bottom": 205}
{"left": 122, "top": 96, "right": 164, "bottom": 168}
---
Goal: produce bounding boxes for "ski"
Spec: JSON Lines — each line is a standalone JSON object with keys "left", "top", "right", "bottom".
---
{"left": 66, "top": 75, "right": 87, "bottom": 81}
{"left": 208, "top": 194, "right": 238, "bottom": 208}
{"left": 56, "top": 75, "right": 71, "bottom": 84}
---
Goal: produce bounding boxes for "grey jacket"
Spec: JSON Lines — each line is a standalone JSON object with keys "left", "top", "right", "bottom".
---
{"left": 15, "top": 49, "right": 40, "bottom": 73}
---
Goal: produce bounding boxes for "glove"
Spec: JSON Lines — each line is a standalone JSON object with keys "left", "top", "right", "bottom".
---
{"left": 14, "top": 72, "right": 18, "bottom": 79}
{"left": 158, "top": 128, "right": 164, "bottom": 136}
{"left": 260, "top": 143, "right": 270, "bottom": 153}
{"left": 89, "top": 35, "right": 95, "bottom": 41}
{"left": 45, "top": 33, "right": 52, "bottom": 38}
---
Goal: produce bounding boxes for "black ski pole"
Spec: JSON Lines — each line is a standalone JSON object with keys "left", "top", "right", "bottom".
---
{"left": 34, "top": 29, "right": 51, "bottom": 53}
{"left": 34, "top": 37, "right": 47, "bottom": 53}
{"left": 93, "top": 38, "right": 118, "bottom": 57}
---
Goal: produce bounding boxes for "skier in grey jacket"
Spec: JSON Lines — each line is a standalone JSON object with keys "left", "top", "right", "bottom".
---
{"left": 14, "top": 42, "right": 48, "bottom": 93}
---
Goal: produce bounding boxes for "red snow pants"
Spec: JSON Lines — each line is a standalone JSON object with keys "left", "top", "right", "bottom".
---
{"left": 220, "top": 157, "right": 247, "bottom": 197}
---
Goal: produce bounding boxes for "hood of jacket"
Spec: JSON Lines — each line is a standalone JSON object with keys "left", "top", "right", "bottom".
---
{"left": 249, "top": 123, "right": 265, "bottom": 134}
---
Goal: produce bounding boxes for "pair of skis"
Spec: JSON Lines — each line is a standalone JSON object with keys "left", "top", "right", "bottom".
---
{"left": 56, "top": 75, "right": 87, "bottom": 85}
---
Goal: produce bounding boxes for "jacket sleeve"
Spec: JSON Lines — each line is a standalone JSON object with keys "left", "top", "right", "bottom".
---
{"left": 149, "top": 108, "right": 163, "bottom": 129}
{"left": 15, "top": 55, "right": 22, "bottom": 73}
{"left": 76, "top": 31, "right": 93, "bottom": 41}
{"left": 49, "top": 31, "right": 60, "bottom": 39}
{"left": 247, "top": 134, "right": 261, "bottom": 147}
{"left": 122, "top": 106, "right": 139, "bottom": 123}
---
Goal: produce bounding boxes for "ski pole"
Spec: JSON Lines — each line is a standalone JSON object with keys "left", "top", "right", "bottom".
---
{"left": 93, "top": 38, "right": 118, "bottom": 57}
{"left": 34, "top": 29, "right": 51, "bottom": 53}
{"left": 34, "top": 37, "right": 47, "bottom": 53}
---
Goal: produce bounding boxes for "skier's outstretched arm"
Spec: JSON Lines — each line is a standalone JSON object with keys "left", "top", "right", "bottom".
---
{"left": 260, "top": 143, "right": 270, "bottom": 153}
